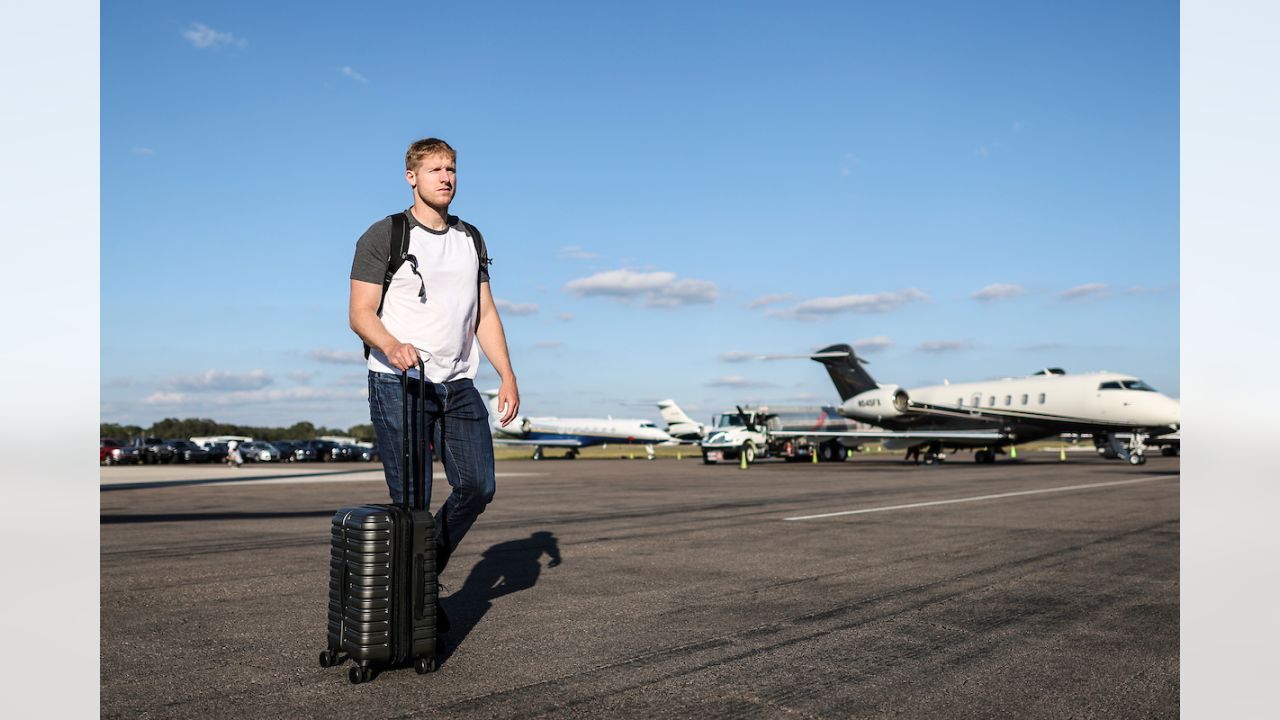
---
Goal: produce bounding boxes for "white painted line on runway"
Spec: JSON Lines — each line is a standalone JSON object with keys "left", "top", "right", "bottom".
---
{"left": 783, "top": 475, "right": 1179, "bottom": 521}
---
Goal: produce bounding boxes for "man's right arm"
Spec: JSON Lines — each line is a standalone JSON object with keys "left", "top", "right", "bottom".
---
{"left": 349, "top": 280, "right": 420, "bottom": 371}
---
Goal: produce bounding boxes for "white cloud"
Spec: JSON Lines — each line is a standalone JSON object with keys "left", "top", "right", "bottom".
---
{"left": 564, "top": 269, "right": 718, "bottom": 308}
{"left": 495, "top": 299, "right": 539, "bottom": 316}
{"left": 776, "top": 288, "right": 930, "bottom": 318}
{"left": 917, "top": 340, "right": 975, "bottom": 354}
{"left": 1059, "top": 283, "right": 1110, "bottom": 301}
{"left": 144, "top": 392, "right": 187, "bottom": 405}
{"left": 706, "top": 376, "right": 777, "bottom": 389}
{"left": 746, "top": 293, "right": 793, "bottom": 310}
{"left": 719, "top": 351, "right": 757, "bottom": 363}
{"left": 559, "top": 246, "right": 601, "bottom": 260}
{"left": 851, "top": 336, "right": 894, "bottom": 354}
{"left": 310, "top": 348, "right": 367, "bottom": 365}
{"left": 971, "top": 283, "right": 1027, "bottom": 302}
{"left": 288, "top": 371, "right": 314, "bottom": 385}
{"left": 168, "top": 369, "right": 271, "bottom": 392}
{"left": 182, "top": 22, "right": 245, "bottom": 49}
{"left": 1124, "top": 283, "right": 1178, "bottom": 295}
{"left": 339, "top": 66, "right": 368, "bottom": 83}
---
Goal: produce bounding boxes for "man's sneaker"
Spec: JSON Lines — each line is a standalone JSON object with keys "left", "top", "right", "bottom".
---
{"left": 436, "top": 601, "right": 451, "bottom": 634}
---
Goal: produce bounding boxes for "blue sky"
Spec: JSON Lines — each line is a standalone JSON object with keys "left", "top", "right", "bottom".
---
{"left": 102, "top": 0, "right": 1179, "bottom": 429}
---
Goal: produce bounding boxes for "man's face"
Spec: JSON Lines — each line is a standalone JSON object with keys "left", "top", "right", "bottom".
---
{"left": 407, "top": 153, "right": 457, "bottom": 210}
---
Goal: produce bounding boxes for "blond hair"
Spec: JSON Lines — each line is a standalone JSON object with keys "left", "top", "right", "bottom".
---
{"left": 405, "top": 137, "right": 456, "bottom": 171}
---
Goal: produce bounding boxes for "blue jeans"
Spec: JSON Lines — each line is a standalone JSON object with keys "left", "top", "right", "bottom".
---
{"left": 368, "top": 371, "right": 496, "bottom": 576}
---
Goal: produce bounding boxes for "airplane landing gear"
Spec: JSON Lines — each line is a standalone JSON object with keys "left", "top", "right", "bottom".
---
{"left": 566, "top": 448, "right": 579, "bottom": 459}
{"left": 974, "top": 449, "right": 997, "bottom": 464}
{"left": 531, "top": 446, "right": 544, "bottom": 461}
{"left": 644, "top": 444, "right": 656, "bottom": 461}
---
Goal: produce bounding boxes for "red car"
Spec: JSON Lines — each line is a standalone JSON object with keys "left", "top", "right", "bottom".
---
{"left": 100, "top": 438, "right": 141, "bottom": 465}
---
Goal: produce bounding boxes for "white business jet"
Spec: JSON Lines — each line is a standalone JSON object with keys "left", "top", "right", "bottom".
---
{"left": 482, "top": 391, "right": 674, "bottom": 460}
{"left": 767, "top": 343, "right": 1180, "bottom": 465}
{"left": 656, "top": 399, "right": 707, "bottom": 442}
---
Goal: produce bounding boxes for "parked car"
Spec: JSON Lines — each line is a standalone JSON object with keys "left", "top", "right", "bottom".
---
{"left": 288, "top": 442, "right": 318, "bottom": 462}
{"left": 302, "top": 440, "right": 342, "bottom": 462}
{"left": 356, "top": 444, "right": 380, "bottom": 462}
{"left": 204, "top": 442, "right": 229, "bottom": 464}
{"left": 137, "top": 437, "right": 177, "bottom": 464}
{"left": 100, "top": 438, "right": 141, "bottom": 465}
{"left": 167, "top": 439, "right": 211, "bottom": 464}
{"left": 268, "top": 440, "right": 297, "bottom": 462}
{"left": 238, "top": 441, "right": 281, "bottom": 463}
{"left": 332, "top": 444, "right": 360, "bottom": 462}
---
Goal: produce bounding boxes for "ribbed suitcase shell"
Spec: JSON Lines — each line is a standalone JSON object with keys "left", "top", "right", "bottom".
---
{"left": 327, "top": 504, "right": 436, "bottom": 669}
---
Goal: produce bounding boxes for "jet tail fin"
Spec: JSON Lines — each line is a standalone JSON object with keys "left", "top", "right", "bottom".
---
{"left": 657, "top": 399, "right": 696, "bottom": 426}
{"left": 812, "top": 344, "right": 879, "bottom": 400}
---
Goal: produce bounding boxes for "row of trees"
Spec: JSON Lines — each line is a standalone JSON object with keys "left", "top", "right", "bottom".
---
{"left": 100, "top": 418, "right": 376, "bottom": 443}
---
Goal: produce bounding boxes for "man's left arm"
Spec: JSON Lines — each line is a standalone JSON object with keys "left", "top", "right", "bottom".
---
{"left": 476, "top": 281, "right": 520, "bottom": 425}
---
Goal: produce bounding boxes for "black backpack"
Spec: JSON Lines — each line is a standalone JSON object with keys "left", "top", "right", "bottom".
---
{"left": 363, "top": 212, "right": 492, "bottom": 358}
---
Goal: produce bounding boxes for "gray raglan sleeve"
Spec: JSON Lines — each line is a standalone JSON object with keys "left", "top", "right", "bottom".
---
{"left": 350, "top": 217, "right": 394, "bottom": 284}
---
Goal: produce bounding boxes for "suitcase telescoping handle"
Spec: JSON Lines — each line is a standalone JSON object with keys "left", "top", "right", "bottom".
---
{"left": 400, "top": 357, "right": 428, "bottom": 512}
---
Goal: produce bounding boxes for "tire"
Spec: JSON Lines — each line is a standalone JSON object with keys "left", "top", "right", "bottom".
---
{"left": 1128, "top": 453, "right": 1147, "bottom": 466}
{"left": 415, "top": 656, "right": 437, "bottom": 674}
{"left": 742, "top": 442, "right": 756, "bottom": 464}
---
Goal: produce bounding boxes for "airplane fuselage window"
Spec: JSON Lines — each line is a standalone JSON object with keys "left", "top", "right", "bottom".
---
{"left": 1004, "top": 395, "right": 1012, "bottom": 406}
{"left": 988, "top": 396, "right": 996, "bottom": 407}
{"left": 1038, "top": 393, "right": 1046, "bottom": 404}
{"left": 957, "top": 398, "right": 964, "bottom": 406}
{"left": 1021, "top": 394, "right": 1028, "bottom": 405}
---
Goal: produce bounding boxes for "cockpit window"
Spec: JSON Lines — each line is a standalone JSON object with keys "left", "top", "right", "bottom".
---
{"left": 1121, "top": 380, "right": 1156, "bottom": 392}
{"left": 1098, "top": 381, "right": 1123, "bottom": 390}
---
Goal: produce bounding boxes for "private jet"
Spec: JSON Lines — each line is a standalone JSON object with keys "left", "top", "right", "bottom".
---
{"left": 768, "top": 343, "right": 1180, "bottom": 465}
{"left": 483, "top": 391, "right": 674, "bottom": 460}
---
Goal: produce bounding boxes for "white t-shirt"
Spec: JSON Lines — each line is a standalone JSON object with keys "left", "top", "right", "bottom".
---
{"left": 350, "top": 212, "right": 488, "bottom": 382}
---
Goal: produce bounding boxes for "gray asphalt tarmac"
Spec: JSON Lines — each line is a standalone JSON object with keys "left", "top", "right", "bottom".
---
{"left": 101, "top": 453, "right": 1179, "bottom": 719}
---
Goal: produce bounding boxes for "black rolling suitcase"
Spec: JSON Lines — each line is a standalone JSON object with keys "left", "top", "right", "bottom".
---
{"left": 320, "top": 363, "right": 437, "bottom": 684}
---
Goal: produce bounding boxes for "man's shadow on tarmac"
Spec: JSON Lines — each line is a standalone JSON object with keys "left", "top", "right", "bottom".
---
{"left": 438, "top": 530, "right": 562, "bottom": 666}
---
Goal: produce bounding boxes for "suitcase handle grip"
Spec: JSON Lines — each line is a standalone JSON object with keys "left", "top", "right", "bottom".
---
{"left": 400, "top": 358, "right": 428, "bottom": 512}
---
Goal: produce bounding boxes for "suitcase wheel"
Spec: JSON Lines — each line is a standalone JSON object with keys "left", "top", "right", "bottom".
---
{"left": 348, "top": 665, "right": 373, "bottom": 684}
{"left": 415, "top": 656, "right": 438, "bottom": 674}
{"left": 319, "top": 649, "right": 340, "bottom": 668}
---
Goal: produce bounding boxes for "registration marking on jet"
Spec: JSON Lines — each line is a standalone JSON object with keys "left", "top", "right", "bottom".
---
{"left": 783, "top": 475, "right": 1178, "bottom": 521}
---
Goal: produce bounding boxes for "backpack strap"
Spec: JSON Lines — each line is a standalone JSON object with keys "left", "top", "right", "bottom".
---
{"left": 455, "top": 218, "right": 491, "bottom": 332}
{"left": 363, "top": 212, "right": 412, "bottom": 358}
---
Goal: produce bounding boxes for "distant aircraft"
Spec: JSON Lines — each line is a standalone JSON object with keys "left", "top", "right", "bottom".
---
{"left": 483, "top": 391, "right": 674, "bottom": 460}
{"left": 656, "top": 399, "right": 707, "bottom": 442}
{"left": 766, "top": 343, "right": 1181, "bottom": 465}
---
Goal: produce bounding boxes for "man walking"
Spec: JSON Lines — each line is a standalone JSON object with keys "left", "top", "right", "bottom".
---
{"left": 348, "top": 137, "right": 519, "bottom": 631}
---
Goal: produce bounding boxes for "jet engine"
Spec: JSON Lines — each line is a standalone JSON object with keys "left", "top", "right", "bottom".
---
{"left": 841, "top": 385, "right": 911, "bottom": 423}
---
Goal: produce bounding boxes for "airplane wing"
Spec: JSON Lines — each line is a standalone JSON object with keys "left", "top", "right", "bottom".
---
{"left": 491, "top": 438, "right": 585, "bottom": 447}
{"left": 770, "top": 429, "right": 1006, "bottom": 441}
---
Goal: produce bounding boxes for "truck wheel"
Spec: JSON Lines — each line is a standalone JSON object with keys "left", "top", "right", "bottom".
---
{"left": 743, "top": 442, "right": 756, "bottom": 464}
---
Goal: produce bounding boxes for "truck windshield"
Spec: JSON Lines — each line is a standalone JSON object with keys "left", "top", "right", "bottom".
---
{"left": 717, "top": 415, "right": 745, "bottom": 427}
